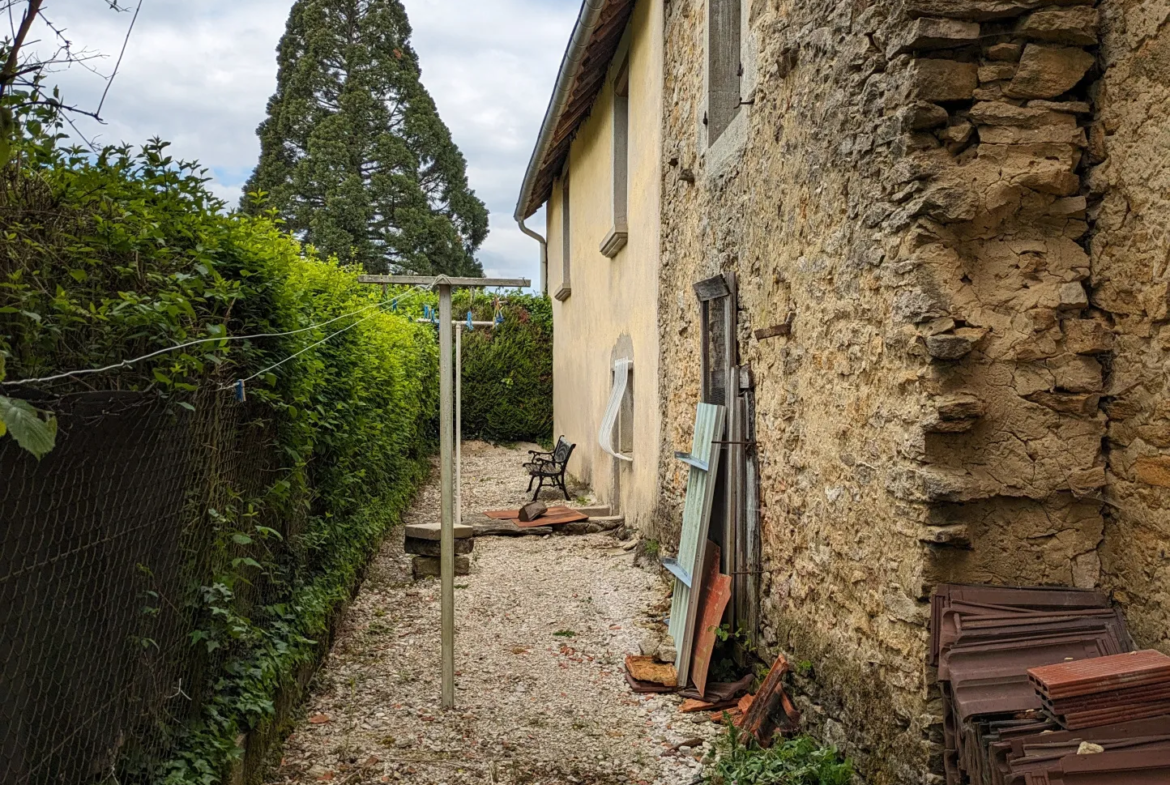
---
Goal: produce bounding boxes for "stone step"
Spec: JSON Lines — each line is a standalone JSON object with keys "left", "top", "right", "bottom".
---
{"left": 573, "top": 505, "right": 611, "bottom": 517}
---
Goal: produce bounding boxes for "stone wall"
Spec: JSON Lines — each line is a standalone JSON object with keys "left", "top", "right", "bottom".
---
{"left": 657, "top": 0, "right": 1112, "bottom": 781}
{"left": 1092, "top": 0, "right": 1170, "bottom": 653}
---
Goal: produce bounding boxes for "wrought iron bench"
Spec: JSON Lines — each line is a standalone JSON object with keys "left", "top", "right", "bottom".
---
{"left": 524, "top": 436, "right": 575, "bottom": 501}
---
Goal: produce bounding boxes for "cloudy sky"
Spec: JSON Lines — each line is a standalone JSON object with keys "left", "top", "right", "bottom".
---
{"left": 26, "top": 0, "right": 580, "bottom": 284}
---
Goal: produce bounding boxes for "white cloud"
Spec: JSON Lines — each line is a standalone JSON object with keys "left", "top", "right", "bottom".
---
{"left": 25, "top": 0, "right": 578, "bottom": 286}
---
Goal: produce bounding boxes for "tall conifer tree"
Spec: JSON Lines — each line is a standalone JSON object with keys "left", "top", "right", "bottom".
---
{"left": 244, "top": 0, "right": 488, "bottom": 276}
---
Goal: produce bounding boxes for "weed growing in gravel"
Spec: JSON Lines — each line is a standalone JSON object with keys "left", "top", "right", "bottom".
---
{"left": 704, "top": 726, "right": 852, "bottom": 785}
{"left": 554, "top": 629, "right": 577, "bottom": 638}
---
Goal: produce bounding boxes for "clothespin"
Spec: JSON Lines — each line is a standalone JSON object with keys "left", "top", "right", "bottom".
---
{"left": 391, "top": 300, "right": 398, "bottom": 313}
{"left": 235, "top": 379, "right": 246, "bottom": 403}
{"left": 495, "top": 309, "right": 504, "bottom": 327}
{"left": 466, "top": 311, "right": 474, "bottom": 331}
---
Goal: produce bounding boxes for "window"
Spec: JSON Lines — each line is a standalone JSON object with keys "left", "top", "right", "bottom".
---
{"left": 601, "top": 57, "right": 629, "bottom": 258}
{"left": 708, "top": 0, "right": 741, "bottom": 144}
{"left": 555, "top": 169, "right": 571, "bottom": 301}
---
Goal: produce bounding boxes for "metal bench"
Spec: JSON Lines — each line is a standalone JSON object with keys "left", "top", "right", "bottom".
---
{"left": 524, "top": 436, "right": 575, "bottom": 501}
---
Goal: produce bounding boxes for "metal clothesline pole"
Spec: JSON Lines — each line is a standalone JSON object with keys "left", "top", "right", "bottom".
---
{"left": 455, "top": 323, "right": 461, "bottom": 528}
{"left": 361, "top": 274, "right": 529, "bottom": 709}
{"left": 418, "top": 318, "right": 496, "bottom": 530}
{"left": 437, "top": 284, "right": 455, "bottom": 708}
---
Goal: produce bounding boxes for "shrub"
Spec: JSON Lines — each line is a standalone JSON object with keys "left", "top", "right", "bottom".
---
{"left": 410, "top": 289, "right": 552, "bottom": 444}
{"left": 459, "top": 291, "right": 552, "bottom": 443}
{"left": 705, "top": 726, "right": 853, "bottom": 785}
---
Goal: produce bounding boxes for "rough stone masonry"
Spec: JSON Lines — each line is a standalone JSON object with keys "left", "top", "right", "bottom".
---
{"left": 655, "top": 0, "right": 1169, "bottom": 782}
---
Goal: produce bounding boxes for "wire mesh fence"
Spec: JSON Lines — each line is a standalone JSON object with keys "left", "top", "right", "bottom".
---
{"left": 0, "top": 387, "right": 286, "bottom": 785}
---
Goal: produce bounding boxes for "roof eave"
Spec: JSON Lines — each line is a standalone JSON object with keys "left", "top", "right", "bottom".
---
{"left": 514, "top": 0, "right": 609, "bottom": 222}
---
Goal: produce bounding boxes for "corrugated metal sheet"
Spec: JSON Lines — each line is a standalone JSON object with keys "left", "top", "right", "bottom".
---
{"left": 667, "top": 402, "right": 726, "bottom": 687}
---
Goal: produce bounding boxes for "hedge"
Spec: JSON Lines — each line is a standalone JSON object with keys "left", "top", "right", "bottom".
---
{"left": 434, "top": 290, "right": 553, "bottom": 444}
{"left": 0, "top": 113, "right": 439, "bottom": 783}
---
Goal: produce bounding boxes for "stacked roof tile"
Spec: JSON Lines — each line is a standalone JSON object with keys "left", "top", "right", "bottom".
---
{"left": 930, "top": 584, "right": 1170, "bottom": 784}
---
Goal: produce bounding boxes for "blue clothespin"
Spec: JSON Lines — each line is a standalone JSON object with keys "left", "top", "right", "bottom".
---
{"left": 235, "top": 379, "right": 246, "bottom": 402}
{"left": 466, "top": 311, "right": 474, "bottom": 331}
{"left": 391, "top": 300, "right": 398, "bottom": 313}
{"left": 495, "top": 310, "right": 504, "bottom": 327}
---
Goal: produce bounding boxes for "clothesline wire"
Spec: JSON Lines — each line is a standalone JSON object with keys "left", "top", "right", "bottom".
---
{"left": 3, "top": 285, "right": 428, "bottom": 388}
{"left": 222, "top": 309, "right": 381, "bottom": 389}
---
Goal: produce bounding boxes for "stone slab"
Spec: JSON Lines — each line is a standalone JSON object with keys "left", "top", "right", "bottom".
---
{"left": 403, "top": 522, "right": 473, "bottom": 541}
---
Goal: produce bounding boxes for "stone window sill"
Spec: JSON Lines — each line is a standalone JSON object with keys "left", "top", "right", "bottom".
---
{"left": 554, "top": 284, "right": 572, "bottom": 302}
{"left": 600, "top": 226, "right": 628, "bottom": 258}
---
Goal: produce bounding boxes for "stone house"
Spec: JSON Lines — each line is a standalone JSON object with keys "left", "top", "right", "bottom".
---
{"left": 517, "top": 0, "right": 1170, "bottom": 782}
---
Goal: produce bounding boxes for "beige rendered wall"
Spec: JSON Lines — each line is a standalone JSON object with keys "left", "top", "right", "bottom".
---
{"left": 1093, "top": 0, "right": 1170, "bottom": 652}
{"left": 546, "top": 0, "right": 663, "bottom": 528}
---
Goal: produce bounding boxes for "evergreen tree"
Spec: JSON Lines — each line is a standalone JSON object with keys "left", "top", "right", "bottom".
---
{"left": 244, "top": 0, "right": 488, "bottom": 276}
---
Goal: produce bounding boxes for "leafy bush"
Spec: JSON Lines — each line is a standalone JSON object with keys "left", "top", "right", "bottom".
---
{"left": 705, "top": 726, "right": 853, "bottom": 785}
{"left": 0, "top": 112, "right": 438, "bottom": 783}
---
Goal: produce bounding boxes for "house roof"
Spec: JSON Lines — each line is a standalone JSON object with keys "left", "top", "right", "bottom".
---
{"left": 514, "top": 0, "right": 637, "bottom": 221}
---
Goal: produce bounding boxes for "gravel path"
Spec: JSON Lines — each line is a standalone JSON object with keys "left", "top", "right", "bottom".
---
{"left": 265, "top": 441, "right": 718, "bottom": 785}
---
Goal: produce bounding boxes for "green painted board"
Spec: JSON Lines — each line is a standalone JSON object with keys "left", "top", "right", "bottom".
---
{"left": 666, "top": 402, "right": 726, "bottom": 686}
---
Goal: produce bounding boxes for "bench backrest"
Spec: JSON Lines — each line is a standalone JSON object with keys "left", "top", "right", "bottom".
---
{"left": 552, "top": 436, "right": 575, "bottom": 465}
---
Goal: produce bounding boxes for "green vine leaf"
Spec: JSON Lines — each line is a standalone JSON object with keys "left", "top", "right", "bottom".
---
{"left": 0, "top": 396, "right": 57, "bottom": 459}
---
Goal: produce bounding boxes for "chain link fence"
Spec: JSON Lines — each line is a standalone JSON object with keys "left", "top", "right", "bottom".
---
{"left": 0, "top": 388, "right": 286, "bottom": 785}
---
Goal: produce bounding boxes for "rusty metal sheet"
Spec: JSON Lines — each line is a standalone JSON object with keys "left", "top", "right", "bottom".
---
{"left": 515, "top": 508, "right": 588, "bottom": 527}
{"left": 690, "top": 544, "right": 732, "bottom": 697}
{"left": 484, "top": 506, "right": 589, "bottom": 526}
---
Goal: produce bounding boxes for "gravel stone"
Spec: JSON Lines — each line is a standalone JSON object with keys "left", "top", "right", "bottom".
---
{"left": 264, "top": 441, "right": 716, "bottom": 785}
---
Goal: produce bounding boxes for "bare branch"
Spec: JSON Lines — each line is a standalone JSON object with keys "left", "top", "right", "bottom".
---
{"left": 96, "top": 0, "right": 141, "bottom": 117}
{"left": 0, "top": 0, "right": 43, "bottom": 100}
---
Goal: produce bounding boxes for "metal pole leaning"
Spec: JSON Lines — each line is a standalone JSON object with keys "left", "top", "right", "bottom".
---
{"left": 438, "top": 284, "right": 455, "bottom": 709}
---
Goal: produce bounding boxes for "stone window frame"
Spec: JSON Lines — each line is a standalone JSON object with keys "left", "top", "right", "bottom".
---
{"left": 554, "top": 164, "right": 572, "bottom": 302}
{"left": 601, "top": 55, "right": 631, "bottom": 259}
